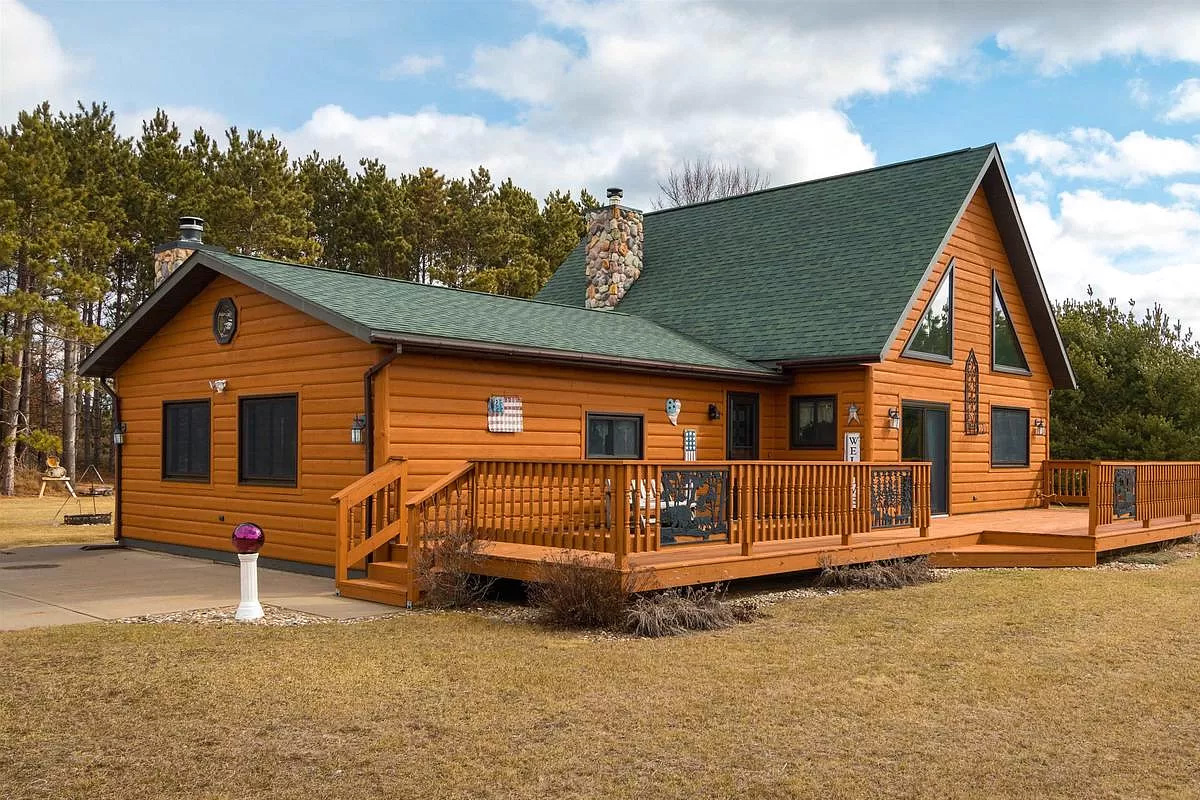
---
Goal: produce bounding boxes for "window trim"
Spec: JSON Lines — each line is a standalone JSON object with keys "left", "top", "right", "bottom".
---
{"left": 584, "top": 411, "right": 645, "bottom": 460}
{"left": 991, "top": 274, "right": 1032, "bottom": 375}
{"left": 788, "top": 394, "right": 838, "bottom": 450}
{"left": 237, "top": 392, "right": 300, "bottom": 487}
{"left": 990, "top": 405, "right": 1030, "bottom": 468}
{"left": 161, "top": 399, "right": 212, "bottom": 483}
{"left": 901, "top": 262, "right": 955, "bottom": 364}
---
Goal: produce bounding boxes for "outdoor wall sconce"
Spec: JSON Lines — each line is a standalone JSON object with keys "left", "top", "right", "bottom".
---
{"left": 112, "top": 422, "right": 127, "bottom": 446}
{"left": 887, "top": 408, "right": 901, "bottom": 429}
{"left": 708, "top": 403, "right": 721, "bottom": 421}
{"left": 1033, "top": 417, "right": 1047, "bottom": 437}
{"left": 208, "top": 378, "right": 227, "bottom": 393}
{"left": 350, "top": 414, "right": 367, "bottom": 445}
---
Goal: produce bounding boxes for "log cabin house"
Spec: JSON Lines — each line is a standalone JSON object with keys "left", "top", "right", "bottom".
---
{"left": 80, "top": 145, "right": 1200, "bottom": 606}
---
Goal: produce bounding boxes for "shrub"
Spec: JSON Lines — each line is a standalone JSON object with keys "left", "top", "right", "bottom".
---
{"left": 624, "top": 584, "right": 763, "bottom": 637}
{"left": 526, "top": 552, "right": 648, "bottom": 629}
{"left": 411, "top": 526, "right": 495, "bottom": 609}
{"left": 816, "top": 555, "right": 938, "bottom": 590}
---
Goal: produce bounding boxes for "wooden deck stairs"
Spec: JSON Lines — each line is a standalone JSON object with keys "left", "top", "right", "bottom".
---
{"left": 336, "top": 554, "right": 413, "bottom": 607}
{"left": 929, "top": 532, "right": 1097, "bottom": 568}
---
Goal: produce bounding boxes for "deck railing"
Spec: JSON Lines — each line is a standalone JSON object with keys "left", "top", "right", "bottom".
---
{"left": 1044, "top": 459, "right": 1200, "bottom": 534}
{"left": 331, "top": 457, "right": 408, "bottom": 586}
{"left": 1042, "top": 460, "right": 1091, "bottom": 505}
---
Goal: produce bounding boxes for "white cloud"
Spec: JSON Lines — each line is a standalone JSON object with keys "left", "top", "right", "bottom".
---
{"left": 1167, "top": 182, "right": 1200, "bottom": 204}
{"left": 1019, "top": 190, "right": 1200, "bottom": 333}
{"left": 1009, "top": 128, "right": 1200, "bottom": 183}
{"left": 113, "top": 106, "right": 230, "bottom": 139}
{"left": 1014, "top": 171, "right": 1050, "bottom": 202}
{"left": 381, "top": 54, "right": 445, "bottom": 79}
{"left": 0, "top": 0, "right": 81, "bottom": 120}
{"left": 1163, "top": 77, "right": 1200, "bottom": 122}
{"left": 1128, "top": 78, "right": 1152, "bottom": 107}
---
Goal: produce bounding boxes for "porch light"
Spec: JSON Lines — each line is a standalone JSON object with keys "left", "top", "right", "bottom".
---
{"left": 350, "top": 414, "right": 367, "bottom": 445}
{"left": 887, "top": 408, "right": 901, "bottom": 429}
{"left": 1033, "top": 417, "right": 1047, "bottom": 437}
{"left": 708, "top": 403, "right": 721, "bottom": 421}
{"left": 112, "top": 422, "right": 127, "bottom": 446}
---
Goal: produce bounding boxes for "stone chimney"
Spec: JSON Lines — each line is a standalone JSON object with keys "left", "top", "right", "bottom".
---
{"left": 585, "top": 188, "right": 644, "bottom": 309}
{"left": 153, "top": 216, "right": 206, "bottom": 286}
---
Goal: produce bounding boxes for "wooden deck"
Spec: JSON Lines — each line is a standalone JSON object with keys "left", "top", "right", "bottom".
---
{"left": 459, "top": 507, "right": 1200, "bottom": 588}
{"left": 333, "top": 458, "right": 1200, "bottom": 605}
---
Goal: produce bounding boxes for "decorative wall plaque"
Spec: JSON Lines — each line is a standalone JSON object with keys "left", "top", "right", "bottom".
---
{"left": 213, "top": 298, "right": 237, "bottom": 345}
{"left": 487, "top": 396, "right": 523, "bottom": 433}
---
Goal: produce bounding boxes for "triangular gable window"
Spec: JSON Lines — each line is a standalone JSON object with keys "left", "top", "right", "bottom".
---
{"left": 903, "top": 264, "right": 953, "bottom": 362}
{"left": 993, "top": 277, "right": 1029, "bottom": 372}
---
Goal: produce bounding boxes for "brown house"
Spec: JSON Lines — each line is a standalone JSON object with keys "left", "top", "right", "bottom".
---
{"left": 81, "top": 145, "right": 1199, "bottom": 605}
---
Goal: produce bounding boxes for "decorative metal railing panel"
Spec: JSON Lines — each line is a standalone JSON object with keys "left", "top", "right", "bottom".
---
{"left": 1112, "top": 467, "right": 1137, "bottom": 519}
{"left": 659, "top": 468, "right": 730, "bottom": 545}
{"left": 871, "top": 467, "right": 914, "bottom": 529}
{"left": 964, "top": 349, "right": 981, "bottom": 435}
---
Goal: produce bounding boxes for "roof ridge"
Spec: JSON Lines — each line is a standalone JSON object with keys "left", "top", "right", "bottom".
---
{"left": 645, "top": 143, "right": 996, "bottom": 217}
{"left": 214, "top": 251, "right": 635, "bottom": 316}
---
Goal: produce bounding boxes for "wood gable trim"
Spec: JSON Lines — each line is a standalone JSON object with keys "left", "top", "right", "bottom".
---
{"left": 876, "top": 146, "right": 1076, "bottom": 390}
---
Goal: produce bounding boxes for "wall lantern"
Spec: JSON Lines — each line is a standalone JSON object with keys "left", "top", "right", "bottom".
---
{"left": 112, "top": 422, "right": 127, "bottom": 446}
{"left": 887, "top": 408, "right": 901, "bottom": 429}
{"left": 708, "top": 403, "right": 721, "bottom": 421}
{"left": 208, "top": 378, "right": 227, "bottom": 393}
{"left": 350, "top": 414, "right": 367, "bottom": 445}
{"left": 1033, "top": 417, "right": 1047, "bottom": 437}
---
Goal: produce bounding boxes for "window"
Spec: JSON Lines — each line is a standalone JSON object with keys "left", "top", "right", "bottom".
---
{"left": 992, "top": 278, "right": 1030, "bottom": 372}
{"left": 586, "top": 413, "right": 643, "bottom": 459}
{"left": 789, "top": 395, "right": 837, "bottom": 449}
{"left": 991, "top": 407, "right": 1029, "bottom": 467}
{"left": 239, "top": 394, "right": 298, "bottom": 485}
{"left": 903, "top": 264, "right": 954, "bottom": 361}
{"left": 162, "top": 400, "right": 210, "bottom": 481}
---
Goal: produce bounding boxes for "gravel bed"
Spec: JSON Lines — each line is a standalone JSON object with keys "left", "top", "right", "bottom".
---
{"left": 113, "top": 604, "right": 393, "bottom": 627}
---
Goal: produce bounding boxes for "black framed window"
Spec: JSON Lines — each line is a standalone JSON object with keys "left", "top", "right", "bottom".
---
{"left": 586, "top": 413, "right": 643, "bottom": 459}
{"left": 239, "top": 394, "right": 298, "bottom": 485}
{"left": 162, "top": 400, "right": 210, "bottom": 481}
{"left": 903, "top": 264, "right": 954, "bottom": 362}
{"left": 789, "top": 395, "right": 837, "bottom": 449}
{"left": 991, "top": 406, "right": 1030, "bottom": 467}
{"left": 993, "top": 278, "right": 1030, "bottom": 373}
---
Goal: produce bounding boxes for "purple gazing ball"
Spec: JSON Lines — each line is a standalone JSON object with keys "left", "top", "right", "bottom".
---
{"left": 232, "top": 522, "right": 265, "bottom": 554}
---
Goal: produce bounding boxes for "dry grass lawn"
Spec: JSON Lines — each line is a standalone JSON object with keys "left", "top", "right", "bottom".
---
{"left": 0, "top": 495, "right": 115, "bottom": 549}
{"left": 2, "top": 556, "right": 1198, "bottom": 799}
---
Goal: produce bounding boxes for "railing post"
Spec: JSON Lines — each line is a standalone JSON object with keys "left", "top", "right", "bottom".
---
{"left": 335, "top": 498, "right": 349, "bottom": 586}
{"left": 741, "top": 464, "right": 755, "bottom": 557}
{"left": 1042, "top": 460, "right": 1051, "bottom": 509}
{"left": 1087, "top": 461, "right": 1100, "bottom": 536}
{"left": 918, "top": 464, "right": 930, "bottom": 537}
{"left": 613, "top": 464, "right": 630, "bottom": 570}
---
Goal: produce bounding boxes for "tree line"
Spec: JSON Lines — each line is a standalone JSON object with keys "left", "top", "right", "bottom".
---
{"left": 0, "top": 101, "right": 597, "bottom": 494}
{"left": 2, "top": 100, "right": 1197, "bottom": 496}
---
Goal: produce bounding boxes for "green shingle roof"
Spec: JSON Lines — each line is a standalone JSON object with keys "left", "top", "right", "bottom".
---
{"left": 211, "top": 252, "right": 769, "bottom": 373}
{"left": 537, "top": 146, "right": 995, "bottom": 363}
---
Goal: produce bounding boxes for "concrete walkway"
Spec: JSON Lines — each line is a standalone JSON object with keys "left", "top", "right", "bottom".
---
{"left": 0, "top": 544, "right": 402, "bottom": 630}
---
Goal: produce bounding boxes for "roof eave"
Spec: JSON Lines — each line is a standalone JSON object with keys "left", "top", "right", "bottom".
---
{"left": 370, "top": 331, "right": 788, "bottom": 383}
{"left": 79, "top": 251, "right": 375, "bottom": 378}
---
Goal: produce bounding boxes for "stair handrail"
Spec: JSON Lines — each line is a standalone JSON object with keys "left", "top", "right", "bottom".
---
{"left": 404, "top": 461, "right": 475, "bottom": 510}
{"left": 332, "top": 457, "right": 409, "bottom": 586}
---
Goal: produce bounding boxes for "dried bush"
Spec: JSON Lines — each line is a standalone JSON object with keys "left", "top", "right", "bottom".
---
{"left": 526, "top": 553, "right": 649, "bottom": 629}
{"left": 624, "top": 584, "right": 764, "bottom": 637}
{"left": 816, "top": 555, "right": 938, "bottom": 590}
{"left": 1116, "top": 549, "right": 1181, "bottom": 566}
{"left": 411, "top": 526, "right": 495, "bottom": 609}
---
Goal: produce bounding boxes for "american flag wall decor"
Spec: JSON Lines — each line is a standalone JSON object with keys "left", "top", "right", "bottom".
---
{"left": 487, "top": 395, "right": 524, "bottom": 433}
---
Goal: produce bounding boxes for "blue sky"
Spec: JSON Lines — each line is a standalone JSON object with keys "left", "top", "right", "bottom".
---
{"left": 4, "top": 0, "right": 1200, "bottom": 330}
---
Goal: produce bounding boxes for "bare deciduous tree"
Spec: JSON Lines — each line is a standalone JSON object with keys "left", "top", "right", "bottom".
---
{"left": 652, "top": 158, "right": 770, "bottom": 209}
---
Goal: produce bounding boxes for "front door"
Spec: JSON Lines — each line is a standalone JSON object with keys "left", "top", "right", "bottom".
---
{"left": 901, "top": 402, "right": 950, "bottom": 515}
{"left": 726, "top": 392, "right": 759, "bottom": 460}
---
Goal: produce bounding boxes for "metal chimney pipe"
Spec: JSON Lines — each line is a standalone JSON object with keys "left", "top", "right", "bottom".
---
{"left": 178, "top": 216, "right": 204, "bottom": 244}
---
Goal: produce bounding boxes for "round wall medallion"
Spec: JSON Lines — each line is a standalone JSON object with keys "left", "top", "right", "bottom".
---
{"left": 213, "top": 298, "right": 237, "bottom": 344}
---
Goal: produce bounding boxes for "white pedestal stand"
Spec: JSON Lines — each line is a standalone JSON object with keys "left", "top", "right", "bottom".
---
{"left": 235, "top": 553, "right": 264, "bottom": 621}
